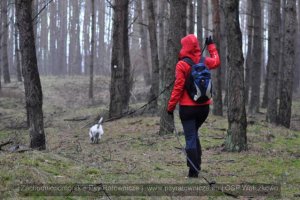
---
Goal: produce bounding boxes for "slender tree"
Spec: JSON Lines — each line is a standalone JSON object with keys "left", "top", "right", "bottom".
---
{"left": 158, "top": 0, "right": 167, "bottom": 89}
{"left": 278, "top": 0, "right": 297, "bottom": 128}
{"left": 15, "top": 24, "right": 22, "bottom": 82}
{"left": 211, "top": 0, "right": 223, "bottom": 116}
{"left": 248, "top": 0, "right": 262, "bottom": 114}
{"left": 266, "top": 0, "right": 281, "bottom": 123}
{"left": 147, "top": 0, "right": 159, "bottom": 111}
{"left": 187, "top": 0, "right": 194, "bottom": 34}
{"left": 1, "top": 0, "right": 10, "bottom": 83}
{"left": 89, "top": 0, "right": 95, "bottom": 99}
{"left": 197, "top": 0, "right": 203, "bottom": 44}
{"left": 58, "top": 0, "right": 68, "bottom": 75}
{"left": 138, "top": 0, "right": 151, "bottom": 86}
{"left": 244, "top": 0, "right": 253, "bottom": 105}
{"left": 16, "top": 0, "right": 46, "bottom": 150}
{"left": 159, "top": 0, "right": 187, "bottom": 134}
{"left": 224, "top": 0, "right": 247, "bottom": 152}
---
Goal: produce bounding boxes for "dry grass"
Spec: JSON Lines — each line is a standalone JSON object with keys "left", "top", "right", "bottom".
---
{"left": 0, "top": 76, "right": 299, "bottom": 199}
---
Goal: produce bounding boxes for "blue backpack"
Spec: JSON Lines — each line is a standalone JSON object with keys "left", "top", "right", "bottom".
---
{"left": 183, "top": 57, "right": 212, "bottom": 104}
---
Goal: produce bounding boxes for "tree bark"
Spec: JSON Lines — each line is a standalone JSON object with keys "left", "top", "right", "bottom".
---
{"left": 159, "top": 0, "right": 187, "bottom": 135}
{"left": 158, "top": 0, "right": 167, "bottom": 90}
{"left": 69, "top": 0, "right": 82, "bottom": 75}
{"left": 248, "top": 0, "right": 262, "bottom": 114}
{"left": 58, "top": 0, "right": 67, "bottom": 75}
{"left": 278, "top": 0, "right": 297, "bottom": 128}
{"left": 224, "top": 0, "right": 247, "bottom": 152}
{"left": 1, "top": 0, "right": 11, "bottom": 83}
{"left": 15, "top": 24, "right": 22, "bottom": 82}
{"left": 109, "top": 0, "right": 132, "bottom": 118}
{"left": 211, "top": 0, "right": 223, "bottom": 116}
{"left": 16, "top": 0, "right": 46, "bottom": 150}
{"left": 138, "top": 0, "right": 151, "bottom": 86}
{"left": 187, "top": 0, "right": 194, "bottom": 34}
{"left": 197, "top": 0, "right": 203, "bottom": 44}
{"left": 266, "top": 0, "right": 281, "bottom": 124}
{"left": 147, "top": 0, "right": 159, "bottom": 111}
{"left": 244, "top": 0, "right": 253, "bottom": 105}
{"left": 89, "top": 0, "right": 95, "bottom": 99}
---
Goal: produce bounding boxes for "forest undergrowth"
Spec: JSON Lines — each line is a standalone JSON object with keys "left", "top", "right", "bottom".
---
{"left": 0, "top": 76, "right": 299, "bottom": 199}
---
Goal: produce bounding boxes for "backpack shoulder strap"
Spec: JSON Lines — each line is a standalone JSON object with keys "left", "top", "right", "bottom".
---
{"left": 199, "top": 57, "right": 206, "bottom": 65}
{"left": 182, "top": 57, "right": 195, "bottom": 66}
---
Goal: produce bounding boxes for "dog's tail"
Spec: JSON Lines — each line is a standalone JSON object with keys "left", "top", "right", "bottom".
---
{"left": 98, "top": 117, "right": 103, "bottom": 124}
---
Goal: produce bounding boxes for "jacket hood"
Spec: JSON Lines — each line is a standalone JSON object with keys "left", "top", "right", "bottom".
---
{"left": 178, "top": 34, "right": 201, "bottom": 64}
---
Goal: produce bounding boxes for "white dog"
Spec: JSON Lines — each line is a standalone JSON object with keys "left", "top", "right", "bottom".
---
{"left": 89, "top": 117, "right": 104, "bottom": 144}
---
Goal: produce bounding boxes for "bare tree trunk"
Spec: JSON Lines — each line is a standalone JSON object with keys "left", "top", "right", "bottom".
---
{"left": 122, "top": 0, "right": 132, "bottom": 110}
{"left": 1, "top": 0, "right": 10, "bottom": 83}
{"left": 197, "top": 0, "right": 203, "bottom": 44}
{"left": 211, "top": 0, "right": 223, "bottom": 116}
{"left": 159, "top": 0, "right": 187, "bottom": 135}
{"left": 138, "top": 0, "right": 151, "bottom": 86}
{"left": 15, "top": 24, "right": 22, "bottom": 82}
{"left": 266, "top": 0, "right": 281, "bottom": 124}
{"left": 187, "top": 0, "right": 194, "bottom": 34}
{"left": 203, "top": 0, "right": 209, "bottom": 38}
{"left": 294, "top": 0, "right": 300, "bottom": 93}
{"left": 147, "top": 0, "right": 159, "bottom": 111}
{"left": 158, "top": 0, "right": 167, "bottom": 90}
{"left": 244, "top": 0, "right": 253, "bottom": 105}
{"left": 40, "top": 1, "right": 48, "bottom": 75}
{"left": 0, "top": 1, "right": 2, "bottom": 90}
{"left": 89, "top": 0, "right": 95, "bottom": 99}
{"left": 69, "top": 0, "right": 82, "bottom": 75}
{"left": 220, "top": 0, "right": 227, "bottom": 106}
{"left": 49, "top": 1, "right": 57, "bottom": 75}
{"left": 224, "top": 0, "right": 247, "bottom": 152}
{"left": 248, "top": 0, "right": 262, "bottom": 114}
{"left": 278, "top": 0, "right": 297, "bottom": 128}
{"left": 16, "top": 0, "right": 45, "bottom": 150}
{"left": 58, "top": 0, "right": 67, "bottom": 75}
{"left": 83, "top": 1, "right": 91, "bottom": 75}
{"left": 109, "top": 0, "right": 132, "bottom": 118}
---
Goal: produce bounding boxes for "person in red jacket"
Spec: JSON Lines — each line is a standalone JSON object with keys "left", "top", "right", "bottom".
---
{"left": 167, "top": 34, "right": 220, "bottom": 178}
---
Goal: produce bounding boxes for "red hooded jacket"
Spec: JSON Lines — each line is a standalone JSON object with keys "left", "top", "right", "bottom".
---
{"left": 167, "top": 34, "right": 220, "bottom": 112}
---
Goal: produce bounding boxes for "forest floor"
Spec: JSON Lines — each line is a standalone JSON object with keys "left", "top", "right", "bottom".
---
{"left": 0, "top": 76, "right": 299, "bottom": 200}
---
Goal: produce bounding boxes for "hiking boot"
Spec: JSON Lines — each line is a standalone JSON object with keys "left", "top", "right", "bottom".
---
{"left": 187, "top": 168, "right": 199, "bottom": 178}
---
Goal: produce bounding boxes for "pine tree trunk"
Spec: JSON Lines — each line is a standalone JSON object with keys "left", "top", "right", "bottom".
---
{"left": 15, "top": 24, "right": 22, "bottom": 82}
{"left": 40, "top": 1, "right": 48, "bottom": 75}
{"left": 69, "top": 0, "right": 82, "bottom": 75}
{"left": 109, "top": 0, "right": 131, "bottom": 118}
{"left": 159, "top": 0, "right": 187, "bottom": 135}
{"left": 211, "top": 0, "right": 223, "bottom": 116}
{"left": 89, "top": 0, "right": 95, "bottom": 99}
{"left": 244, "top": 0, "right": 253, "bottom": 105}
{"left": 147, "top": 0, "right": 159, "bottom": 111}
{"left": 294, "top": 0, "right": 300, "bottom": 93}
{"left": 187, "top": 0, "right": 194, "bottom": 34}
{"left": 197, "top": 0, "right": 203, "bottom": 44}
{"left": 266, "top": 0, "right": 281, "bottom": 124}
{"left": 158, "top": 0, "right": 166, "bottom": 90}
{"left": 58, "top": 0, "right": 67, "bottom": 75}
{"left": 278, "top": 0, "right": 297, "bottom": 128}
{"left": 83, "top": 1, "right": 91, "bottom": 75}
{"left": 220, "top": 0, "right": 227, "bottom": 106}
{"left": 248, "top": 0, "right": 262, "bottom": 114}
{"left": 1, "top": 0, "right": 11, "bottom": 83}
{"left": 16, "top": 0, "right": 45, "bottom": 150}
{"left": 224, "top": 0, "right": 247, "bottom": 152}
{"left": 122, "top": 0, "right": 132, "bottom": 110}
{"left": 138, "top": 0, "right": 151, "bottom": 86}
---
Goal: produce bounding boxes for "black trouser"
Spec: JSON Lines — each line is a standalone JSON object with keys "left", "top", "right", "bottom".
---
{"left": 179, "top": 105, "right": 209, "bottom": 174}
